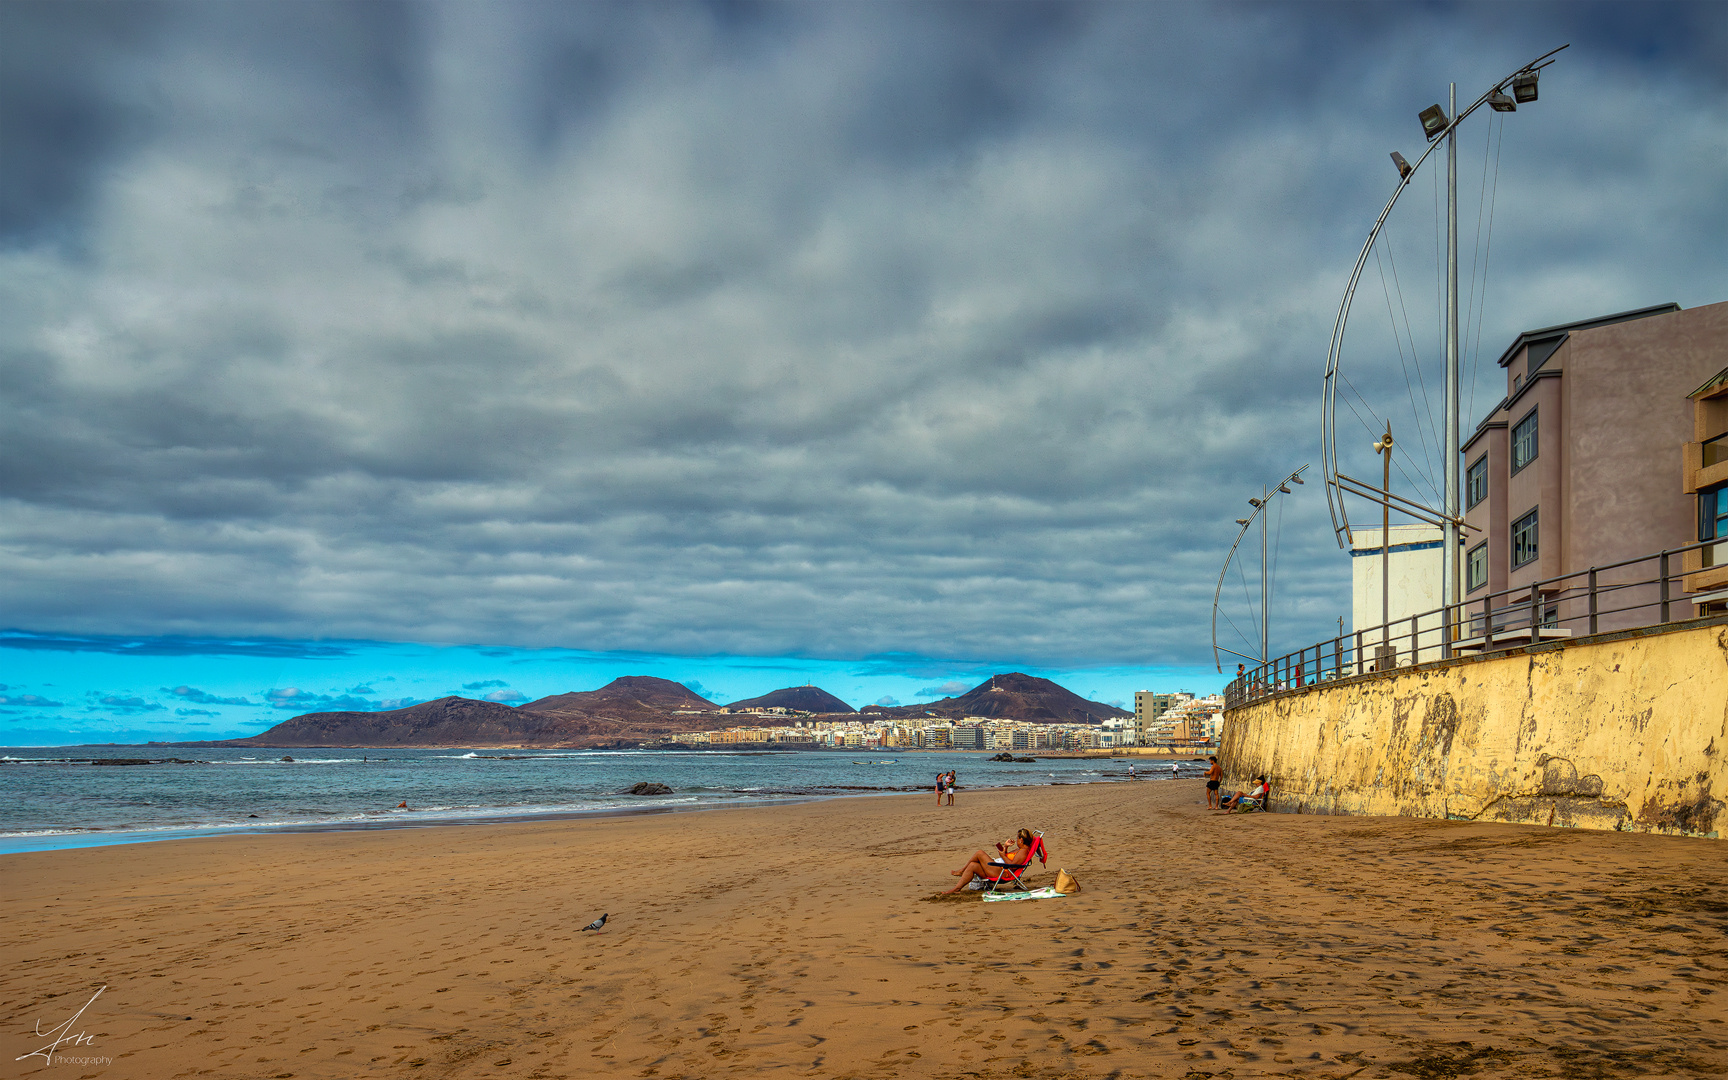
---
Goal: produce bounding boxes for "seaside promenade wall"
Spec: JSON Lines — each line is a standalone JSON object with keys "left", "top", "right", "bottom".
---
{"left": 1220, "top": 616, "right": 1728, "bottom": 838}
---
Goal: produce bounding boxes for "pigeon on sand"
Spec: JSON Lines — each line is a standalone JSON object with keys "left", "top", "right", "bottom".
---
{"left": 581, "top": 913, "right": 609, "bottom": 932}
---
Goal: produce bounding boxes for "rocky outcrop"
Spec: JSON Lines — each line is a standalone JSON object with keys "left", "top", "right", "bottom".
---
{"left": 623, "top": 782, "right": 674, "bottom": 795}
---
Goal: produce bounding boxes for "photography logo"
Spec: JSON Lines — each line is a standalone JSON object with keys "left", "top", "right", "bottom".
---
{"left": 17, "top": 984, "right": 112, "bottom": 1069}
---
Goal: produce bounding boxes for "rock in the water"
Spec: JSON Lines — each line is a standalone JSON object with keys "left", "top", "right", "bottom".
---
{"left": 280, "top": 755, "right": 295, "bottom": 762}
{"left": 624, "top": 781, "right": 674, "bottom": 795}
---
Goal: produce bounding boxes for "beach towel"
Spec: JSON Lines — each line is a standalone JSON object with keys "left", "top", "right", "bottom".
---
{"left": 980, "top": 886, "right": 1065, "bottom": 903}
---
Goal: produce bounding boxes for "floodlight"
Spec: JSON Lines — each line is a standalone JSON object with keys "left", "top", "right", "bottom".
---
{"left": 1512, "top": 70, "right": 1539, "bottom": 104}
{"left": 1248, "top": 497, "right": 1263, "bottom": 507}
{"left": 1390, "top": 151, "right": 1412, "bottom": 180}
{"left": 1419, "top": 104, "right": 1448, "bottom": 140}
{"left": 1236, "top": 518, "right": 1251, "bottom": 526}
{"left": 1488, "top": 90, "right": 1517, "bottom": 113}
{"left": 1290, "top": 476, "right": 1305, "bottom": 484}
{"left": 1278, "top": 484, "right": 1292, "bottom": 493}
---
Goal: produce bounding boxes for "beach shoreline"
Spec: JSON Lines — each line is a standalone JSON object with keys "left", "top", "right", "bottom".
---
{"left": 0, "top": 747, "right": 1190, "bottom": 855}
{"left": 5, "top": 781, "right": 1723, "bottom": 1079}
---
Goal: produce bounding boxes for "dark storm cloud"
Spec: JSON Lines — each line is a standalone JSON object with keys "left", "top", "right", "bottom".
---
{"left": 0, "top": 632, "right": 353, "bottom": 659}
{"left": 1, "top": 2, "right": 1723, "bottom": 667}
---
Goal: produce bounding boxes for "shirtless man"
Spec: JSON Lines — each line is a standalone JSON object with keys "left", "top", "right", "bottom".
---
{"left": 1204, "top": 755, "right": 1223, "bottom": 809}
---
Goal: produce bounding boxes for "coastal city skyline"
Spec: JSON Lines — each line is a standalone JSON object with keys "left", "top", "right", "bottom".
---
{"left": 5, "top": 2, "right": 1724, "bottom": 746}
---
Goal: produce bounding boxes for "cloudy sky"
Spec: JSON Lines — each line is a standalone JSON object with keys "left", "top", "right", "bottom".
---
{"left": 3, "top": 1, "right": 1724, "bottom": 742}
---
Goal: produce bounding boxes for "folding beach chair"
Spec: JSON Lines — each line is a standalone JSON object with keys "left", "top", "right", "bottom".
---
{"left": 1236, "top": 784, "right": 1271, "bottom": 813}
{"left": 984, "top": 832, "right": 1047, "bottom": 894}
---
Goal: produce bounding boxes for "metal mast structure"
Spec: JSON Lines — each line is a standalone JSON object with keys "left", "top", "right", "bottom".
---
{"left": 1211, "top": 464, "right": 1308, "bottom": 673}
{"left": 1320, "top": 46, "right": 1566, "bottom": 658}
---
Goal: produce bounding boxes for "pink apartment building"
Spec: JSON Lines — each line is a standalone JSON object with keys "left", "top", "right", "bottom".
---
{"left": 1460, "top": 300, "right": 1727, "bottom": 634}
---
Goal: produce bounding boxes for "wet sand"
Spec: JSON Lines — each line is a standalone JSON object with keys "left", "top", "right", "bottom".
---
{"left": 4, "top": 781, "right": 1724, "bottom": 1079}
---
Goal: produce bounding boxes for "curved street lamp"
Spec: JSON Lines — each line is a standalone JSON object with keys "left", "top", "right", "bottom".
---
{"left": 1212, "top": 464, "right": 1308, "bottom": 673}
{"left": 1320, "top": 44, "right": 1567, "bottom": 660}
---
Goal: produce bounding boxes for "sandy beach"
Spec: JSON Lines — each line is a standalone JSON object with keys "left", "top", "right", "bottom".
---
{"left": 4, "top": 781, "right": 1724, "bottom": 1079}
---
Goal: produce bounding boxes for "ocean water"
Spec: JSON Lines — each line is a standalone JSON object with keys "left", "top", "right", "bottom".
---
{"left": 0, "top": 747, "right": 1204, "bottom": 854}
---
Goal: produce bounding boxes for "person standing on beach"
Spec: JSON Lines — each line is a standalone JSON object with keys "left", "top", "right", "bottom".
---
{"left": 935, "top": 771, "right": 946, "bottom": 806}
{"left": 946, "top": 770, "right": 957, "bottom": 806}
{"left": 1205, "top": 755, "right": 1223, "bottom": 809}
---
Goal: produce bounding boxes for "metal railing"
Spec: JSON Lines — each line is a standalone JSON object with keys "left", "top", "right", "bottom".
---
{"left": 1224, "top": 539, "right": 1723, "bottom": 710}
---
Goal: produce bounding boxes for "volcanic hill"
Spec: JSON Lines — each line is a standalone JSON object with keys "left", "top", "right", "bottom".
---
{"left": 864, "top": 672, "right": 1128, "bottom": 723}
{"left": 216, "top": 677, "right": 728, "bottom": 748}
{"left": 521, "top": 676, "right": 717, "bottom": 716}
{"left": 724, "top": 685, "right": 855, "bottom": 714}
{"left": 221, "top": 696, "right": 568, "bottom": 747}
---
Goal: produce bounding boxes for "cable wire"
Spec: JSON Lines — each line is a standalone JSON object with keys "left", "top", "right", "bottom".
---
{"left": 1467, "top": 112, "right": 1506, "bottom": 427}
{"left": 1375, "top": 243, "right": 1444, "bottom": 503}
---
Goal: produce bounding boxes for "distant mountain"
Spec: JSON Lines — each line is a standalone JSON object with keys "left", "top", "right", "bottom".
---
{"left": 865, "top": 673, "right": 1128, "bottom": 723}
{"left": 212, "top": 676, "right": 725, "bottom": 748}
{"left": 194, "top": 671, "right": 1118, "bottom": 749}
{"left": 222, "top": 696, "right": 569, "bottom": 747}
{"left": 725, "top": 685, "right": 855, "bottom": 714}
{"left": 522, "top": 676, "right": 716, "bottom": 716}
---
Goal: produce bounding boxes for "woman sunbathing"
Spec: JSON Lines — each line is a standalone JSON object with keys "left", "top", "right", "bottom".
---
{"left": 945, "top": 828, "right": 1035, "bottom": 893}
{"left": 1219, "top": 776, "right": 1270, "bottom": 813}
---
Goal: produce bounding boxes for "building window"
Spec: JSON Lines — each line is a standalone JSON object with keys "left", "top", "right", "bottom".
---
{"left": 1467, "top": 541, "right": 1488, "bottom": 593}
{"left": 1512, "top": 507, "right": 1539, "bottom": 569}
{"left": 1705, "top": 434, "right": 1728, "bottom": 469}
{"left": 1511, "top": 408, "right": 1538, "bottom": 474}
{"left": 1703, "top": 485, "right": 1728, "bottom": 568}
{"left": 1704, "top": 486, "right": 1728, "bottom": 541}
{"left": 1466, "top": 456, "right": 1487, "bottom": 509}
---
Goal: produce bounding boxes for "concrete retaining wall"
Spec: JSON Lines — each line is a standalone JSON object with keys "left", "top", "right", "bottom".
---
{"left": 1220, "top": 617, "right": 1728, "bottom": 837}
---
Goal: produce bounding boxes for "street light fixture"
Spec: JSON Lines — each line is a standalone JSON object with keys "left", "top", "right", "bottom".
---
{"left": 1390, "top": 151, "right": 1413, "bottom": 179}
{"left": 1322, "top": 45, "right": 1567, "bottom": 663}
{"left": 1419, "top": 104, "right": 1449, "bottom": 140}
{"left": 1212, "top": 464, "right": 1310, "bottom": 673}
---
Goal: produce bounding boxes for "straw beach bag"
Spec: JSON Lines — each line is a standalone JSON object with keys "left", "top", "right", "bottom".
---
{"left": 1053, "top": 869, "right": 1079, "bottom": 894}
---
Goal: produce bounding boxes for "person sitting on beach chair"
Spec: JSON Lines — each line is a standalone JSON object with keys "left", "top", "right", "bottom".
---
{"left": 944, "top": 828, "right": 1045, "bottom": 894}
{"left": 1219, "top": 776, "right": 1270, "bottom": 813}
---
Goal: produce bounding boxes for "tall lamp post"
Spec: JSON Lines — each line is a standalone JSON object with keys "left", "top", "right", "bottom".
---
{"left": 1211, "top": 464, "right": 1309, "bottom": 675}
{"left": 1374, "top": 424, "right": 1394, "bottom": 667}
{"left": 1322, "top": 45, "right": 1566, "bottom": 660}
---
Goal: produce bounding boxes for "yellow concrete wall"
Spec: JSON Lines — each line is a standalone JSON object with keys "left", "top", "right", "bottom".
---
{"left": 1220, "top": 620, "right": 1728, "bottom": 838}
